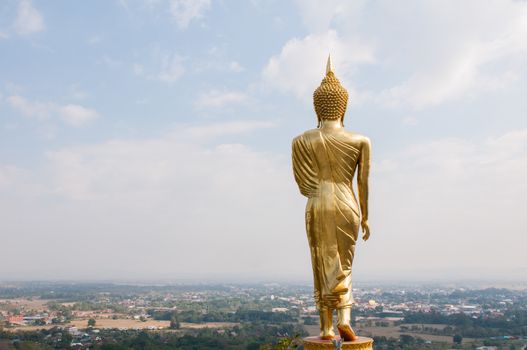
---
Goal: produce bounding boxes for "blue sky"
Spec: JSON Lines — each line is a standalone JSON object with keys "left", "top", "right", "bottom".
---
{"left": 1, "top": 0, "right": 527, "bottom": 282}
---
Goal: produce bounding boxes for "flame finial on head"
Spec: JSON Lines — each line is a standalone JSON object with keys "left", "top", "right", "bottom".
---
{"left": 313, "top": 54, "right": 349, "bottom": 126}
{"left": 326, "top": 54, "right": 333, "bottom": 74}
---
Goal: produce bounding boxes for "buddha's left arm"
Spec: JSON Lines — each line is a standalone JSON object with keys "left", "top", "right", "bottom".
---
{"left": 357, "top": 137, "right": 371, "bottom": 239}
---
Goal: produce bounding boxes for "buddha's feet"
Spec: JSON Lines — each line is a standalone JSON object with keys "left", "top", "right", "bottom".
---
{"left": 337, "top": 324, "right": 358, "bottom": 342}
{"left": 319, "top": 307, "right": 335, "bottom": 340}
{"left": 319, "top": 329, "right": 336, "bottom": 340}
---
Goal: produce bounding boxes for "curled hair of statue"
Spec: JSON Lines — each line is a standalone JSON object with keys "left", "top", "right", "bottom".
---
{"left": 313, "top": 55, "right": 349, "bottom": 128}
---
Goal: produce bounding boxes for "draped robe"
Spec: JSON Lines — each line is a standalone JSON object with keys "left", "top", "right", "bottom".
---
{"left": 292, "top": 129, "right": 362, "bottom": 309}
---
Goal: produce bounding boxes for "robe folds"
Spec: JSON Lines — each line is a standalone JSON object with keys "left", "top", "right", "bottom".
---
{"left": 292, "top": 129, "right": 361, "bottom": 309}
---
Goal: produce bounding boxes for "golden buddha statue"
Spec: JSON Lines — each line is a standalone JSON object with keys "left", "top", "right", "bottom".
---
{"left": 292, "top": 56, "right": 371, "bottom": 344}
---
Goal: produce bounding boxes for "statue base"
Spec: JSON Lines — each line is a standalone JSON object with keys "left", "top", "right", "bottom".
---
{"left": 303, "top": 336, "right": 373, "bottom": 350}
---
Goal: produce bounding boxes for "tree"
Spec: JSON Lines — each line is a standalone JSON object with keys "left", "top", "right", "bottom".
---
{"left": 88, "top": 318, "right": 96, "bottom": 327}
{"left": 453, "top": 334, "right": 463, "bottom": 344}
{"left": 302, "top": 317, "right": 317, "bottom": 325}
{"left": 170, "top": 312, "right": 180, "bottom": 330}
{"left": 260, "top": 335, "right": 302, "bottom": 350}
{"left": 400, "top": 334, "right": 415, "bottom": 345}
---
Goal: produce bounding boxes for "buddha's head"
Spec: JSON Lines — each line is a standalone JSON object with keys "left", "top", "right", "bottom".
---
{"left": 313, "top": 55, "right": 349, "bottom": 127}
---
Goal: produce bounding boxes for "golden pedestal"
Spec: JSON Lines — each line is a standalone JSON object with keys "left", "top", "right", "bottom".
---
{"left": 303, "top": 336, "right": 373, "bottom": 350}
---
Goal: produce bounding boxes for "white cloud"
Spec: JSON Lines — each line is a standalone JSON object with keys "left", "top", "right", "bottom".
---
{"left": 0, "top": 31, "right": 9, "bottom": 39}
{"left": 0, "top": 165, "right": 26, "bottom": 190}
{"left": 365, "top": 129, "right": 527, "bottom": 278}
{"left": 293, "top": 0, "right": 366, "bottom": 33}
{"left": 269, "top": 0, "right": 527, "bottom": 109}
{"left": 228, "top": 61, "right": 245, "bottom": 73}
{"left": 401, "top": 116, "right": 418, "bottom": 126}
{"left": 59, "top": 104, "right": 99, "bottom": 127}
{"left": 2, "top": 124, "right": 527, "bottom": 279}
{"left": 190, "top": 45, "right": 246, "bottom": 74}
{"left": 194, "top": 90, "right": 249, "bottom": 109}
{"left": 169, "top": 0, "right": 211, "bottom": 29}
{"left": 144, "top": 0, "right": 162, "bottom": 7}
{"left": 193, "top": 58, "right": 246, "bottom": 74}
{"left": 97, "top": 55, "right": 124, "bottom": 68}
{"left": 14, "top": 0, "right": 45, "bottom": 35}
{"left": 7, "top": 95, "right": 52, "bottom": 120}
{"left": 185, "top": 120, "right": 275, "bottom": 138}
{"left": 8, "top": 95, "right": 99, "bottom": 127}
{"left": 377, "top": 10, "right": 527, "bottom": 109}
{"left": 69, "top": 84, "right": 89, "bottom": 100}
{"left": 117, "top": 0, "right": 130, "bottom": 12}
{"left": 88, "top": 35, "right": 102, "bottom": 45}
{"left": 43, "top": 122, "right": 278, "bottom": 202}
{"left": 134, "top": 52, "right": 185, "bottom": 83}
{"left": 156, "top": 53, "right": 185, "bottom": 82}
{"left": 132, "top": 63, "right": 144, "bottom": 76}
{"left": 376, "top": 2, "right": 527, "bottom": 108}
{"left": 0, "top": 122, "right": 305, "bottom": 279}
{"left": 262, "top": 30, "right": 375, "bottom": 101}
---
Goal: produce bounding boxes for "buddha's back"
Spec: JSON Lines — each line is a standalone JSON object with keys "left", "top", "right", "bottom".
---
{"left": 296, "top": 127, "right": 367, "bottom": 186}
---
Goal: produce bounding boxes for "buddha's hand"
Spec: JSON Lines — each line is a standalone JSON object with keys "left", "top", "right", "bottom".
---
{"left": 361, "top": 220, "right": 370, "bottom": 241}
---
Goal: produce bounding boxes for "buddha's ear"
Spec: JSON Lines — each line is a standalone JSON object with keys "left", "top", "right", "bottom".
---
{"left": 341, "top": 102, "right": 347, "bottom": 127}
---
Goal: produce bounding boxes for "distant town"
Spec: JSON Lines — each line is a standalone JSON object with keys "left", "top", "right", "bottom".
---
{"left": 1, "top": 281, "right": 526, "bottom": 350}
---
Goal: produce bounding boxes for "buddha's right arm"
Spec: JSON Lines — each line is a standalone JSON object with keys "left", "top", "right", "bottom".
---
{"left": 357, "top": 137, "right": 371, "bottom": 225}
{"left": 292, "top": 137, "right": 315, "bottom": 197}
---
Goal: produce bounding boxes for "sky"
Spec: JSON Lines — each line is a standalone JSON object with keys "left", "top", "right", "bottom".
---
{"left": 1, "top": 0, "right": 527, "bottom": 282}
